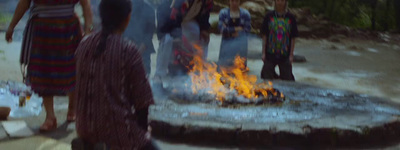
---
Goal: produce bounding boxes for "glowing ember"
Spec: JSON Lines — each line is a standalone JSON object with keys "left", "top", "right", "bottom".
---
{"left": 187, "top": 44, "right": 284, "bottom": 103}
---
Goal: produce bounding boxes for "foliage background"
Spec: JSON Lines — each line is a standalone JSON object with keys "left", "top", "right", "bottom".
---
{"left": 288, "top": 0, "right": 400, "bottom": 31}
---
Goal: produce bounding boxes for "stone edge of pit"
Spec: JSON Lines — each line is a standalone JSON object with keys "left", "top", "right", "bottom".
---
{"left": 150, "top": 81, "right": 400, "bottom": 148}
{"left": 150, "top": 119, "right": 400, "bottom": 148}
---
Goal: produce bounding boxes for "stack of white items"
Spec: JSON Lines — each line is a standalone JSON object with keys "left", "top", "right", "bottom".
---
{"left": 0, "top": 81, "right": 42, "bottom": 118}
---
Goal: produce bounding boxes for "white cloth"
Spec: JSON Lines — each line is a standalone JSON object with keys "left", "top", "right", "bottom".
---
{"left": 230, "top": 10, "right": 240, "bottom": 18}
{"left": 155, "top": 34, "right": 174, "bottom": 76}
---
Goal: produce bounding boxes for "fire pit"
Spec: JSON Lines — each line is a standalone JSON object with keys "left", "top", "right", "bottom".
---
{"left": 150, "top": 81, "right": 400, "bottom": 148}
{"left": 148, "top": 46, "right": 400, "bottom": 148}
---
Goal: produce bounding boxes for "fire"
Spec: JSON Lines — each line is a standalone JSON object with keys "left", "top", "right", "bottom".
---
{"left": 188, "top": 44, "right": 283, "bottom": 102}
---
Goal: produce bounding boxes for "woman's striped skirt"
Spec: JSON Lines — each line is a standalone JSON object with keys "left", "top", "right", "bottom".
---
{"left": 26, "top": 15, "right": 82, "bottom": 96}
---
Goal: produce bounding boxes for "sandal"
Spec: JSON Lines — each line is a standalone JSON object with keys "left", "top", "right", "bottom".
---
{"left": 39, "top": 118, "right": 57, "bottom": 132}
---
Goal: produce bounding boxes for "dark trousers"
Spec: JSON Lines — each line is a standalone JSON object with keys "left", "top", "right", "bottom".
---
{"left": 261, "top": 58, "right": 295, "bottom": 81}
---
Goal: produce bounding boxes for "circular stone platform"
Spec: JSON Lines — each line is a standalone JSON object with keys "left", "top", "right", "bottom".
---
{"left": 149, "top": 81, "right": 400, "bottom": 148}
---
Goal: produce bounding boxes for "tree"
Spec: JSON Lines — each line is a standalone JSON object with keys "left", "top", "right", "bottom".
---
{"left": 383, "top": 0, "right": 390, "bottom": 31}
{"left": 287, "top": 0, "right": 398, "bottom": 31}
{"left": 370, "top": 0, "right": 378, "bottom": 30}
{"left": 395, "top": 0, "right": 400, "bottom": 31}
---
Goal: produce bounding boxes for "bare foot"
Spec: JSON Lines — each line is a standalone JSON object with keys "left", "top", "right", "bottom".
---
{"left": 39, "top": 118, "right": 57, "bottom": 132}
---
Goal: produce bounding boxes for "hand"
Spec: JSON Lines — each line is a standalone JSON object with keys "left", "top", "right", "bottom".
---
{"left": 200, "top": 30, "right": 210, "bottom": 44}
{"left": 145, "top": 126, "right": 152, "bottom": 140}
{"left": 5, "top": 27, "right": 14, "bottom": 43}
{"left": 235, "top": 27, "right": 243, "bottom": 31}
{"left": 172, "top": 37, "right": 182, "bottom": 43}
{"left": 232, "top": 32, "right": 239, "bottom": 37}
{"left": 83, "top": 24, "right": 93, "bottom": 36}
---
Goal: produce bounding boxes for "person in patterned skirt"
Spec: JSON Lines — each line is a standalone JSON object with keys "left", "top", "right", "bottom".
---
{"left": 5, "top": 0, "right": 93, "bottom": 131}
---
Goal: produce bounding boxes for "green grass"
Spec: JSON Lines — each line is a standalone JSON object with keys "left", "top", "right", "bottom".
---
{"left": 0, "top": 13, "right": 12, "bottom": 25}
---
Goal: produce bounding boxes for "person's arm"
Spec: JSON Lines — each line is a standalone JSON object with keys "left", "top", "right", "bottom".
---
{"left": 290, "top": 38, "right": 295, "bottom": 63}
{"left": 218, "top": 9, "right": 235, "bottom": 34}
{"left": 158, "top": 0, "right": 185, "bottom": 39}
{"left": 136, "top": 108, "right": 149, "bottom": 131}
{"left": 262, "top": 36, "right": 266, "bottom": 61}
{"left": 260, "top": 15, "right": 269, "bottom": 61}
{"left": 242, "top": 9, "right": 251, "bottom": 33}
{"left": 5, "top": 0, "right": 31, "bottom": 43}
{"left": 198, "top": 0, "right": 213, "bottom": 43}
{"left": 198, "top": 0, "right": 213, "bottom": 31}
{"left": 289, "top": 14, "right": 299, "bottom": 63}
{"left": 80, "top": 0, "right": 93, "bottom": 35}
{"left": 145, "top": 5, "right": 156, "bottom": 42}
{"left": 125, "top": 45, "right": 155, "bottom": 131}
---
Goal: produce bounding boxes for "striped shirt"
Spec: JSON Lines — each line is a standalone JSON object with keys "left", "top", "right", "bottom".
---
{"left": 75, "top": 31, "right": 154, "bottom": 150}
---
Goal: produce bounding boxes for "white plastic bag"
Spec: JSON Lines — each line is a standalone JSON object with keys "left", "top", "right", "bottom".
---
{"left": 0, "top": 81, "right": 42, "bottom": 118}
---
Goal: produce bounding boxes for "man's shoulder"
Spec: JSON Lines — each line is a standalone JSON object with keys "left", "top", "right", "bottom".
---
{"left": 240, "top": 8, "right": 250, "bottom": 16}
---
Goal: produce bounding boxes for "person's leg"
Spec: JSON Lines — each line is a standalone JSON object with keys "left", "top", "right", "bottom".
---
{"left": 219, "top": 38, "right": 243, "bottom": 68}
{"left": 278, "top": 59, "right": 295, "bottom": 81}
{"left": 142, "top": 52, "right": 152, "bottom": 77}
{"left": 40, "top": 96, "right": 57, "bottom": 131}
{"left": 67, "top": 91, "right": 76, "bottom": 122}
{"left": 237, "top": 35, "right": 249, "bottom": 67}
{"left": 202, "top": 41, "right": 209, "bottom": 60}
{"left": 154, "top": 34, "right": 173, "bottom": 78}
{"left": 218, "top": 38, "right": 232, "bottom": 67}
{"left": 261, "top": 60, "right": 277, "bottom": 80}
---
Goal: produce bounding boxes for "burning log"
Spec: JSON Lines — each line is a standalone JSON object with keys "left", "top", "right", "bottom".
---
{"left": 169, "top": 86, "right": 285, "bottom": 107}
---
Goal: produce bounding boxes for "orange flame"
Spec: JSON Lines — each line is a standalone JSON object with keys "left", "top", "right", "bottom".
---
{"left": 188, "top": 44, "right": 281, "bottom": 102}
